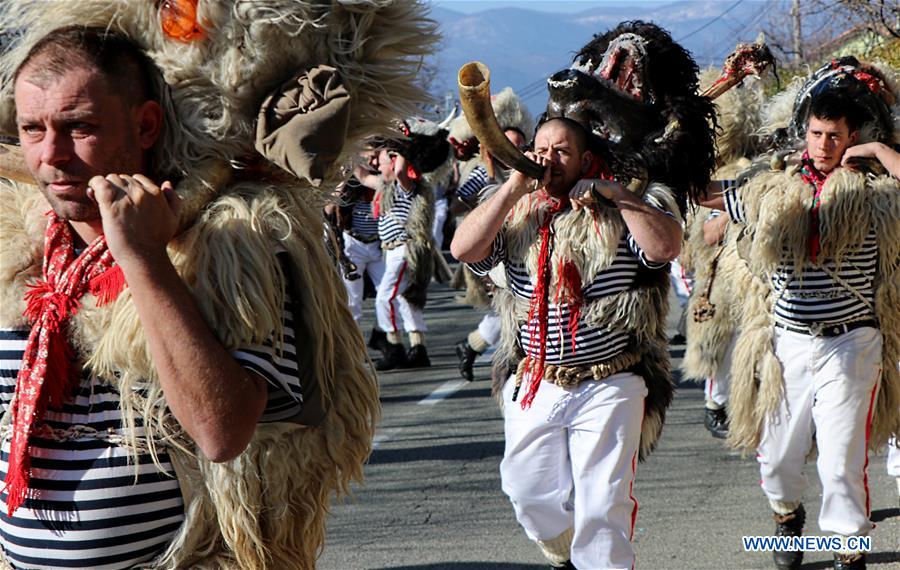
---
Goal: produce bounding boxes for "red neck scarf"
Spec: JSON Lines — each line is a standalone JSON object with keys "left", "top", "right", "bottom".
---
{"left": 4, "top": 213, "right": 126, "bottom": 515}
{"left": 517, "top": 157, "right": 615, "bottom": 409}
{"left": 799, "top": 151, "right": 830, "bottom": 264}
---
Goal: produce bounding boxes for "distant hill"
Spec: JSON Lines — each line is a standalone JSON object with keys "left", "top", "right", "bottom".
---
{"left": 430, "top": 1, "right": 774, "bottom": 115}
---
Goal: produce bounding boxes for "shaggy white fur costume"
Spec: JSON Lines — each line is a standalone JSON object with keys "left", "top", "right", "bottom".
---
{"left": 0, "top": 1, "right": 437, "bottom": 568}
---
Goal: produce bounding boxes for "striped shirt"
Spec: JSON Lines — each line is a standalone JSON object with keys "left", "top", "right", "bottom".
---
{"left": 0, "top": 301, "right": 303, "bottom": 569}
{"left": 377, "top": 182, "right": 414, "bottom": 244}
{"left": 348, "top": 200, "right": 379, "bottom": 239}
{"left": 725, "top": 188, "right": 877, "bottom": 327}
{"left": 468, "top": 201, "right": 673, "bottom": 367}
{"left": 456, "top": 166, "right": 489, "bottom": 206}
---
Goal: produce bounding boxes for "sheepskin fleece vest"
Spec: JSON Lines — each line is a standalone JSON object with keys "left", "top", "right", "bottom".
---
{"left": 722, "top": 165, "right": 900, "bottom": 452}
{"left": 380, "top": 179, "right": 435, "bottom": 309}
{"left": 0, "top": 179, "right": 379, "bottom": 570}
{"left": 491, "top": 185, "right": 677, "bottom": 460}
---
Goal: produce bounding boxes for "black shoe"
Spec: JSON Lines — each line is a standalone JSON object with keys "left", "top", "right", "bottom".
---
{"left": 367, "top": 328, "right": 387, "bottom": 351}
{"left": 402, "top": 345, "right": 431, "bottom": 368}
{"left": 773, "top": 504, "right": 805, "bottom": 570}
{"left": 550, "top": 562, "right": 576, "bottom": 570}
{"left": 455, "top": 339, "right": 478, "bottom": 381}
{"left": 375, "top": 342, "right": 407, "bottom": 371}
{"left": 704, "top": 406, "right": 729, "bottom": 439}
{"left": 834, "top": 553, "right": 865, "bottom": 570}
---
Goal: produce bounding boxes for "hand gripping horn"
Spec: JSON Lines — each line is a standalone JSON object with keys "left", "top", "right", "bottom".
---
{"left": 458, "top": 62, "right": 544, "bottom": 180}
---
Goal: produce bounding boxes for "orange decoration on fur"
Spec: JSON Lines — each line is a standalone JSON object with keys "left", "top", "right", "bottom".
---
{"left": 160, "top": 0, "right": 205, "bottom": 42}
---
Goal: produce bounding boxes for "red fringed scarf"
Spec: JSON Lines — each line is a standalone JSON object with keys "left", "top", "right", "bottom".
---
{"left": 3, "top": 213, "right": 126, "bottom": 515}
{"left": 799, "top": 151, "right": 830, "bottom": 264}
{"left": 519, "top": 194, "right": 569, "bottom": 409}
{"left": 517, "top": 157, "right": 615, "bottom": 409}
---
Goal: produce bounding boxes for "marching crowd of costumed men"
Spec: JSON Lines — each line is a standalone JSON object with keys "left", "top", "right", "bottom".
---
{"left": 0, "top": 2, "right": 897, "bottom": 569}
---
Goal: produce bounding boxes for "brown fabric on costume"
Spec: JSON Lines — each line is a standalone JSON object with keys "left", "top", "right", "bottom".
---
{"left": 256, "top": 65, "right": 351, "bottom": 186}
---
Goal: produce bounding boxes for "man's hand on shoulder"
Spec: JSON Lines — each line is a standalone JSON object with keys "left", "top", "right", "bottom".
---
{"left": 89, "top": 173, "right": 182, "bottom": 268}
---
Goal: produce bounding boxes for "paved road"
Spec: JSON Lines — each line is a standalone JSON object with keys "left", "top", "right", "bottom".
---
{"left": 319, "top": 280, "right": 900, "bottom": 570}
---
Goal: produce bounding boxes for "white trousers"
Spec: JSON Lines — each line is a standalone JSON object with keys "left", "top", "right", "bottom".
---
{"left": 477, "top": 312, "right": 502, "bottom": 347}
{"left": 342, "top": 232, "right": 385, "bottom": 324}
{"left": 669, "top": 258, "right": 693, "bottom": 303}
{"left": 757, "top": 326, "right": 882, "bottom": 537}
{"left": 375, "top": 245, "right": 427, "bottom": 334}
{"left": 500, "top": 372, "right": 647, "bottom": 570}
{"left": 705, "top": 333, "right": 737, "bottom": 407}
{"left": 432, "top": 198, "right": 448, "bottom": 249}
{"left": 888, "top": 438, "right": 900, "bottom": 478}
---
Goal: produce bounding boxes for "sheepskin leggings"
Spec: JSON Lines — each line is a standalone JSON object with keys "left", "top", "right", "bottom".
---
{"left": 342, "top": 232, "right": 385, "bottom": 323}
{"left": 500, "top": 372, "right": 647, "bottom": 570}
{"left": 375, "top": 245, "right": 427, "bottom": 334}
{"left": 757, "top": 326, "right": 882, "bottom": 540}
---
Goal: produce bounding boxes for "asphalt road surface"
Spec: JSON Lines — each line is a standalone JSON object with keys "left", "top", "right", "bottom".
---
{"left": 318, "top": 280, "right": 900, "bottom": 570}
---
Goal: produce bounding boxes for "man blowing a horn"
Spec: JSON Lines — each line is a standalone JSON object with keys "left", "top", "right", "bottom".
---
{"left": 451, "top": 116, "right": 683, "bottom": 569}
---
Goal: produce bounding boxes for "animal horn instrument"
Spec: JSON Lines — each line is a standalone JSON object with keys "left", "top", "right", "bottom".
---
{"left": 0, "top": 144, "right": 33, "bottom": 184}
{"left": 458, "top": 62, "right": 544, "bottom": 180}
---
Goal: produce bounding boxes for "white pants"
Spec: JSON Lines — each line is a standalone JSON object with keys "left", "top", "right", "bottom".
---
{"left": 888, "top": 438, "right": 900, "bottom": 478}
{"left": 757, "top": 326, "right": 882, "bottom": 537}
{"left": 375, "top": 245, "right": 427, "bottom": 334}
{"left": 477, "top": 312, "right": 502, "bottom": 347}
{"left": 500, "top": 372, "right": 647, "bottom": 570}
{"left": 432, "top": 198, "right": 448, "bottom": 249}
{"left": 669, "top": 258, "right": 693, "bottom": 303}
{"left": 705, "top": 333, "right": 737, "bottom": 407}
{"left": 342, "top": 232, "right": 385, "bottom": 324}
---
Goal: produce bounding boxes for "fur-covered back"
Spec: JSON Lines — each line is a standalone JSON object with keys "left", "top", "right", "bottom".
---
{"left": 0, "top": 0, "right": 438, "bottom": 197}
{"left": 724, "top": 166, "right": 900, "bottom": 452}
{"left": 381, "top": 180, "right": 435, "bottom": 308}
{"left": 0, "top": 180, "right": 380, "bottom": 569}
{"left": 490, "top": 186, "right": 678, "bottom": 459}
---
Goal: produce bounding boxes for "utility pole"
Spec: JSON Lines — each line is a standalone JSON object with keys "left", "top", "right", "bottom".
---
{"left": 791, "top": 0, "right": 803, "bottom": 63}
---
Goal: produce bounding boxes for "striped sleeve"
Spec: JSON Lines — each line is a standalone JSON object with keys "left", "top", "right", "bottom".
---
{"left": 723, "top": 183, "right": 745, "bottom": 223}
{"left": 457, "top": 166, "right": 489, "bottom": 205}
{"left": 232, "top": 296, "right": 305, "bottom": 423}
{"left": 706, "top": 208, "right": 723, "bottom": 221}
{"left": 466, "top": 230, "right": 507, "bottom": 276}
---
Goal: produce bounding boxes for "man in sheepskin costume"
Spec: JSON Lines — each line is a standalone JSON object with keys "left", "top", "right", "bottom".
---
{"left": 453, "top": 21, "right": 715, "bottom": 569}
{"left": 447, "top": 86, "right": 533, "bottom": 382}
{"left": 0, "top": 1, "right": 435, "bottom": 568}
{"left": 681, "top": 64, "right": 768, "bottom": 440}
{"left": 703, "top": 56, "right": 899, "bottom": 570}
{"left": 370, "top": 117, "right": 449, "bottom": 371}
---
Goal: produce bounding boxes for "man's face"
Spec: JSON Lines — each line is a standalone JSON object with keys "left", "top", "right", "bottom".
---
{"left": 15, "top": 64, "right": 145, "bottom": 222}
{"left": 533, "top": 120, "right": 589, "bottom": 197}
{"left": 376, "top": 148, "right": 396, "bottom": 182}
{"left": 805, "top": 115, "right": 858, "bottom": 173}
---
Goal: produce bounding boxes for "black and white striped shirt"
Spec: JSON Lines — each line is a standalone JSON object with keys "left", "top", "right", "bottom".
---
{"left": 0, "top": 302, "right": 303, "bottom": 569}
{"left": 468, "top": 205, "right": 671, "bottom": 367}
{"left": 456, "top": 166, "right": 489, "bottom": 206}
{"left": 377, "top": 182, "right": 414, "bottom": 244}
{"left": 348, "top": 200, "right": 379, "bottom": 240}
{"left": 725, "top": 188, "right": 877, "bottom": 326}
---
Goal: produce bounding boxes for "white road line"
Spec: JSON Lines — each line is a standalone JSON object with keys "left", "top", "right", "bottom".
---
{"left": 371, "top": 428, "right": 402, "bottom": 450}
{"left": 372, "top": 379, "right": 469, "bottom": 449}
{"left": 417, "top": 379, "right": 468, "bottom": 407}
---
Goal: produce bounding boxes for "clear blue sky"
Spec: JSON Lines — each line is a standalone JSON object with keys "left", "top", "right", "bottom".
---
{"left": 432, "top": 0, "right": 672, "bottom": 14}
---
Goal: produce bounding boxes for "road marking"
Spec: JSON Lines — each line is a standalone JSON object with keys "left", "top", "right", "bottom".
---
{"left": 418, "top": 379, "right": 468, "bottom": 407}
{"left": 372, "top": 428, "right": 402, "bottom": 450}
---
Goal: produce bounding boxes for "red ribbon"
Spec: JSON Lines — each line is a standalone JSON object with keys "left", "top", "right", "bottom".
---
{"left": 799, "top": 151, "right": 830, "bottom": 264}
{"left": 4, "top": 213, "right": 126, "bottom": 515}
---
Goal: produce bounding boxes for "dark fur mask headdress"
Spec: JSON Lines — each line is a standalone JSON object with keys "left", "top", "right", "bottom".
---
{"left": 381, "top": 117, "right": 452, "bottom": 175}
{"left": 540, "top": 20, "right": 717, "bottom": 212}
